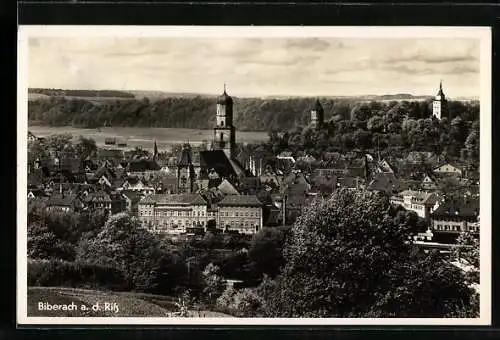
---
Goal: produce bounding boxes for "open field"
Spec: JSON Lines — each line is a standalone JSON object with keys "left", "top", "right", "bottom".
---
{"left": 27, "top": 287, "right": 233, "bottom": 317}
{"left": 28, "top": 126, "right": 269, "bottom": 151}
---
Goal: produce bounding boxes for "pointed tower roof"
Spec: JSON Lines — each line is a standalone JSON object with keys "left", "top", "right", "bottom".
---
{"left": 312, "top": 98, "right": 324, "bottom": 111}
{"left": 217, "top": 84, "right": 233, "bottom": 105}
{"left": 178, "top": 143, "right": 193, "bottom": 166}
{"left": 436, "top": 80, "right": 445, "bottom": 98}
{"left": 153, "top": 139, "right": 158, "bottom": 154}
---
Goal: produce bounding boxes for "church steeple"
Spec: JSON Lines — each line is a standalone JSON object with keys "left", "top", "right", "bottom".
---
{"left": 432, "top": 80, "right": 448, "bottom": 120}
{"left": 436, "top": 80, "right": 445, "bottom": 98}
{"left": 213, "top": 84, "right": 236, "bottom": 159}
{"left": 177, "top": 142, "right": 195, "bottom": 193}
{"left": 153, "top": 140, "right": 158, "bottom": 161}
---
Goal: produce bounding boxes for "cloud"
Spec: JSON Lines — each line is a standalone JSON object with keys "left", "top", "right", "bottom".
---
{"left": 27, "top": 36, "right": 481, "bottom": 97}
{"left": 386, "top": 54, "right": 478, "bottom": 64}
{"left": 284, "top": 38, "right": 335, "bottom": 51}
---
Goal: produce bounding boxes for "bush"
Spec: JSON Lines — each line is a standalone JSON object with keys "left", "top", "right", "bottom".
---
{"left": 27, "top": 258, "right": 128, "bottom": 291}
{"left": 215, "top": 286, "right": 266, "bottom": 317}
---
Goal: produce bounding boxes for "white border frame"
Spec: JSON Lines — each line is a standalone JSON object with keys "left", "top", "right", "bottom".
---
{"left": 17, "top": 25, "right": 492, "bottom": 326}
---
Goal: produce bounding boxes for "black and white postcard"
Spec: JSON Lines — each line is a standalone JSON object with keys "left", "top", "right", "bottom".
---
{"left": 17, "top": 26, "right": 492, "bottom": 325}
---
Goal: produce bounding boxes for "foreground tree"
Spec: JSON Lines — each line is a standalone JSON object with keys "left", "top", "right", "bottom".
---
{"left": 76, "top": 213, "right": 166, "bottom": 291}
{"left": 202, "top": 263, "right": 226, "bottom": 304}
{"left": 248, "top": 226, "right": 289, "bottom": 278}
{"left": 266, "top": 189, "right": 477, "bottom": 318}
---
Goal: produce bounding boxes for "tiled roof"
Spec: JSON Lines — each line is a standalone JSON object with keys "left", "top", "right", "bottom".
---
{"left": 278, "top": 151, "right": 294, "bottom": 158}
{"left": 46, "top": 193, "right": 79, "bottom": 207}
{"left": 367, "top": 173, "right": 399, "bottom": 193}
{"left": 431, "top": 198, "right": 479, "bottom": 220}
{"left": 126, "top": 177, "right": 144, "bottom": 185}
{"left": 199, "top": 150, "right": 244, "bottom": 179}
{"left": 218, "top": 195, "right": 263, "bottom": 207}
{"left": 84, "top": 191, "right": 112, "bottom": 203}
{"left": 97, "top": 148, "right": 124, "bottom": 159}
{"left": 128, "top": 159, "right": 161, "bottom": 172}
{"left": 94, "top": 164, "right": 117, "bottom": 180}
{"left": 139, "top": 193, "right": 207, "bottom": 206}
{"left": 396, "top": 190, "right": 438, "bottom": 205}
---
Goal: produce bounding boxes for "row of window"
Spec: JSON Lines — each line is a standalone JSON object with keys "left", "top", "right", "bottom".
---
{"left": 141, "top": 220, "right": 206, "bottom": 228}
{"left": 220, "top": 211, "right": 260, "bottom": 218}
{"left": 434, "top": 224, "right": 462, "bottom": 232}
{"left": 154, "top": 210, "right": 206, "bottom": 217}
{"left": 220, "top": 220, "right": 259, "bottom": 227}
{"left": 139, "top": 208, "right": 260, "bottom": 218}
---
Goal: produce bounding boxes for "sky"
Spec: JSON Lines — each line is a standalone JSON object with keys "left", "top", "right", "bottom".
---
{"left": 27, "top": 36, "right": 481, "bottom": 98}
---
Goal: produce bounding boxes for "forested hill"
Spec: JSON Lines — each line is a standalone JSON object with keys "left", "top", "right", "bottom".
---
{"left": 27, "top": 94, "right": 479, "bottom": 132}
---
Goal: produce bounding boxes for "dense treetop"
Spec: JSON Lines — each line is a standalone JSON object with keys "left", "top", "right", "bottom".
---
{"left": 28, "top": 95, "right": 478, "bottom": 132}
{"left": 264, "top": 189, "right": 478, "bottom": 318}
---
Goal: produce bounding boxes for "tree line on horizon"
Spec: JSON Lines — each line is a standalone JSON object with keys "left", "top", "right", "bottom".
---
{"left": 27, "top": 95, "right": 479, "bottom": 132}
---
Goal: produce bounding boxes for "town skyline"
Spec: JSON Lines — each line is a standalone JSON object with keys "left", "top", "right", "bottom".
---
{"left": 28, "top": 37, "right": 481, "bottom": 98}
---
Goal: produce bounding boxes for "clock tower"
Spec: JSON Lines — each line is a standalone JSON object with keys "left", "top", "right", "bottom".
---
{"left": 213, "top": 84, "right": 236, "bottom": 159}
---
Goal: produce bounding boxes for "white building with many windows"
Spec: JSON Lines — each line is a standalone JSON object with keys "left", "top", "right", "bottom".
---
{"left": 390, "top": 190, "right": 439, "bottom": 219}
{"left": 138, "top": 194, "right": 209, "bottom": 234}
{"left": 137, "top": 193, "right": 263, "bottom": 235}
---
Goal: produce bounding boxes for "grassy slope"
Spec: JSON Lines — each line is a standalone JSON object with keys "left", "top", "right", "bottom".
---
{"left": 27, "top": 287, "right": 232, "bottom": 317}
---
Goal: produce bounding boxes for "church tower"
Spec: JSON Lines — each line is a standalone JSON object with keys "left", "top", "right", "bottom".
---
{"left": 310, "top": 98, "right": 324, "bottom": 129}
{"left": 213, "top": 84, "right": 236, "bottom": 159}
{"left": 432, "top": 80, "right": 448, "bottom": 120}
{"left": 177, "top": 143, "right": 195, "bottom": 193}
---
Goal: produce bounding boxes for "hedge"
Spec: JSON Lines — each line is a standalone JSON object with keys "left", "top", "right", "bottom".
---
{"left": 27, "top": 258, "right": 128, "bottom": 291}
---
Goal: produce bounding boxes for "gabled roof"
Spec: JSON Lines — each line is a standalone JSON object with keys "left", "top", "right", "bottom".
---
{"left": 218, "top": 195, "right": 263, "bottom": 207}
{"left": 277, "top": 151, "right": 294, "bottom": 158}
{"left": 199, "top": 150, "right": 244, "bottom": 179}
{"left": 395, "top": 190, "right": 438, "bottom": 205}
{"left": 433, "top": 163, "right": 462, "bottom": 173}
{"left": 125, "top": 176, "right": 148, "bottom": 186}
{"left": 431, "top": 198, "right": 479, "bottom": 220}
{"left": 377, "top": 159, "right": 395, "bottom": 173}
{"left": 367, "top": 173, "right": 399, "bottom": 193}
{"left": 297, "top": 155, "right": 316, "bottom": 163}
{"left": 84, "top": 191, "right": 112, "bottom": 203}
{"left": 218, "top": 179, "right": 240, "bottom": 195}
{"left": 94, "top": 164, "right": 117, "bottom": 180}
{"left": 127, "top": 159, "right": 161, "bottom": 172}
